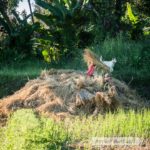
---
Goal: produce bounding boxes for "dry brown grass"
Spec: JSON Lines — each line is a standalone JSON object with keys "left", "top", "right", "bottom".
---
{"left": 0, "top": 69, "right": 144, "bottom": 125}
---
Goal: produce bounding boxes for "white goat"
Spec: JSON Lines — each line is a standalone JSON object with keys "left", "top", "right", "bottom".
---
{"left": 100, "top": 56, "right": 117, "bottom": 72}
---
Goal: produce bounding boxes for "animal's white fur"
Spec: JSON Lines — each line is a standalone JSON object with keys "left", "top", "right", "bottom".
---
{"left": 100, "top": 56, "right": 117, "bottom": 72}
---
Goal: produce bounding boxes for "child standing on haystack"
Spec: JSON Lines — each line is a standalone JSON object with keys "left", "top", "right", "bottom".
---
{"left": 86, "top": 63, "right": 96, "bottom": 77}
{"left": 84, "top": 48, "right": 111, "bottom": 79}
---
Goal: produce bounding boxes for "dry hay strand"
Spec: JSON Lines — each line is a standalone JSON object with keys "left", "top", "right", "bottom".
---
{"left": 0, "top": 69, "right": 144, "bottom": 125}
{"left": 93, "top": 86, "right": 119, "bottom": 115}
{"left": 111, "top": 78, "right": 144, "bottom": 108}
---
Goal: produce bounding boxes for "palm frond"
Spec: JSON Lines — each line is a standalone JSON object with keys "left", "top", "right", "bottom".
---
{"left": 55, "top": 0, "right": 69, "bottom": 19}
{"left": 35, "top": 0, "right": 63, "bottom": 20}
{"left": 12, "top": 10, "right": 22, "bottom": 23}
{"left": 34, "top": 13, "right": 54, "bottom": 26}
{"left": 72, "top": 0, "right": 82, "bottom": 15}
{"left": 22, "top": 14, "right": 32, "bottom": 24}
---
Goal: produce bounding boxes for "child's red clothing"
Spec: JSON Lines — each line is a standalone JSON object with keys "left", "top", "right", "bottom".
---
{"left": 87, "top": 64, "right": 95, "bottom": 77}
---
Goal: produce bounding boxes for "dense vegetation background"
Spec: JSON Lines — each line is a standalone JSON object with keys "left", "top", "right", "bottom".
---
{"left": 0, "top": 1, "right": 150, "bottom": 149}
{"left": 0, "top": 0, "right": 150, "bottom": 99}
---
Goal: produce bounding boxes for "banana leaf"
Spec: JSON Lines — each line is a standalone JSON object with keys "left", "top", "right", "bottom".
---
{"left": 35, "top": 0, "right": 64, "bottom": 20}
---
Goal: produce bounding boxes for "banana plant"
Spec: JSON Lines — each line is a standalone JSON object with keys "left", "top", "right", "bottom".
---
{"left": 0, "top": 9, "right": 39, "bottom": 59}
{"left": 35, "top": 0, "right": 84, "bottom": 21}
{"left": 34, "top": 0, "right": 92, "bottom": 62}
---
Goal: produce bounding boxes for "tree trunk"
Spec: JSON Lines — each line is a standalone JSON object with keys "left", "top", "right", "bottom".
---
{"left": 28, "top": 0, "right": 34, "bottom": 24}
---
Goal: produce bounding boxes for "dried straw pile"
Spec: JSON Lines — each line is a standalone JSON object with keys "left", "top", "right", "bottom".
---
{"left": 0, "top": 69, "right": 143, "bottom": 125}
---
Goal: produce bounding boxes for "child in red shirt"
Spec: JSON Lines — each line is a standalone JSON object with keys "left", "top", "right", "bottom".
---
{"left": 87, "top": 63, "right": 96, "bottom": 77}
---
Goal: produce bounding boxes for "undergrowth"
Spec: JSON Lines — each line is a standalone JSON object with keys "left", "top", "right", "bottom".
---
{"left": 0, "top": 109, "right": 149, "bottom": 150}
{"left": 0, "top": 109, "right": 69, "bottom": 150}
{"left": 91, "top": 33, "right": 150, "bottom": 82}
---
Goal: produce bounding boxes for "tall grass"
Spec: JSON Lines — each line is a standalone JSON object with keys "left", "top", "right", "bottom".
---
{"left": 66, "top": 109, "right": 150, "bottom": 141}
{"left": 0, "top": 58, "right": 49, "bottom": 77}
{"left": 0, "top": 109, "right": 69, "bottom": 150}
{"left": 0, "top": 51, "right": 85, "bottom": 77}
{"left": 91, "top": 33, "right": 150, "bottom": 81}
{"left": 0, "top": 109, "right": 149, "bottom": 149}
{"left": 0, "top": 54, "right": 86, "bottom": 98}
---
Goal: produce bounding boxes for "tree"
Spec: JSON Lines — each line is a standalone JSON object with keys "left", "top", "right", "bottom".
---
{"left": 0, "top": 0, "right": 13, "bottom": 34}
{"left": 34, "top": 0, "right": 94, "bottom": 62}
{"left": 0, "top": 0, "right": 22, "bottom": 34}
{"left": 0, "top": 0, "right": 39, "bottom": 59}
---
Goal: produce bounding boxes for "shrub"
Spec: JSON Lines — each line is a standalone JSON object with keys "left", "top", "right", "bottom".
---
{"left": 0, "top": 109, "right": 69, "bottom": 150}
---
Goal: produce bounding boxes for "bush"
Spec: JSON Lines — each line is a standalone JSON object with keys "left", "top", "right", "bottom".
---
{"left": 0, "top": 109, "right": 69, "bottom": 150}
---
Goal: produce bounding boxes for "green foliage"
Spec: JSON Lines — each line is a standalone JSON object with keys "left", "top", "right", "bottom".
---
{"left": 8, "top": 0, "right": 22, "bottom": 10}
{"left": 121, "top": 2, "right": 144, "bottom": 39}
{"left": 0, "top": 0, "right": 150, "bottom": 63}
{"left": 135, "top": 0, "right": 150, "bottom": 15}
{"left": 0, "top": 17, "right": 11, "bottom": 33}
{"left": 0, "top": 109, "right": 69, "bottom": 150}
{"left": 0, "top": 0, "right": 21, "bottom": 11}
{"left": 67, "top": 109, "right": 150, "bottom": 140}
{"left": 32, "top": 28, "right": 61, "bottom": 62}
{"left": 0, "top": 10, "right": 40, "bottom": 61}
{"left": 91, "top": 0, "right": 149, "bottom": 40}
{"left": 42, "top": 47, "right": 60, "bottom": 63}
{"left": 91, "top": 33, "right": 150, "bottom": 81}
{"left": 88, "top": 0, "right": 126, "bottom": 39}
{"left": 34, "top": 0, "right": 94, "bottom": 62}
{"left": 0, "top": 109, "right": 149, "bottom": 150}
{"left": 126, "top": 2, "right": 138, "bottom": 24}
{"left": 0, "top": 58, "right": 50, "bottom": 98}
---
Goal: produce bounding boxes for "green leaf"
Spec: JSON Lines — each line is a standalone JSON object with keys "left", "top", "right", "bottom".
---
{"left": 71, "top": 0, "right": 81, "bottom": 15}
{"left": 126, "top": 2, "right": 138, "bottom": 24}
{"left": 0, "top": 17, "right": 11, "bottom": 34}
{"left": 12, "top": 10, "right": 22, "bottom": 23}
{"left": 54, "top": 0, "right": 68, "bottom": 17}
{"left": 35, "top": 0, "right": 63, "bottom": 20}
{"left": 42, "top": 49, "right": 49, "bottom": 56}
{"left": 34, "top": 13, "right": 54, "bottom": 26}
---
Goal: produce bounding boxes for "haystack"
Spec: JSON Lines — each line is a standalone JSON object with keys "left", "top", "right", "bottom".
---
{"left": 0, "top": 69, "right": 144, "bottom": 125}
